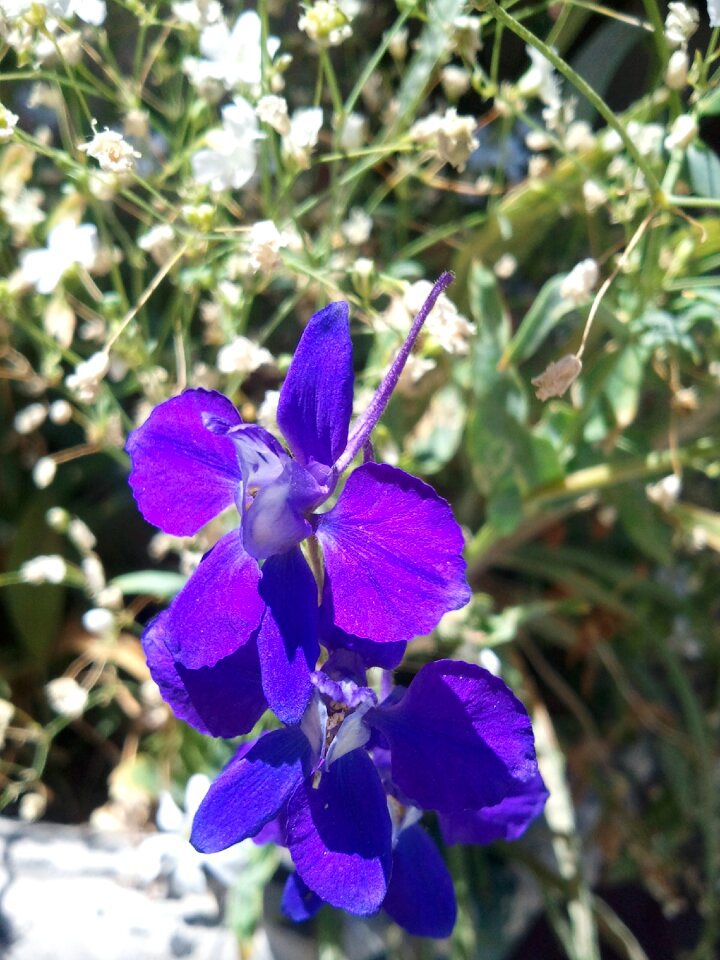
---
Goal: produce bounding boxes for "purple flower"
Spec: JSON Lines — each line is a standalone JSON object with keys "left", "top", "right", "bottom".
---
{"left": 127, "top": 275, "right": 471, "bottom": 723}
{"left": 181, "top": 655, "right": 547, "bottom": 938}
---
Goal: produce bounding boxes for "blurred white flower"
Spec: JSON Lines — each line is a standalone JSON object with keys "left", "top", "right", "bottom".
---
{"left": 0, "top": 102, "right": 19, "bottom": 141}
{"left": 184, "top": 10, "right": 279, "bottom": 91}
{"left": 709, "top": 0, "right": 720, "bottom": 28}
{"left": 82, "top": 607, "right": 116, "bottom": 635}
{"left": 338, "top": 111, "right": 366, "bottom": 151}
{"left": 646, "top": 474, "right": 682, "bottom": 510}
{"left": 299, "top": 0, "right": 353, "bottom": 47}
{"left": 79, "top": 124, "right": 141, "bottom": 173}
{"left": 665, "top": 49, "right": 689, "bottom": 89}
{"left": 518, "top": 45, "right": 561, "bottom": 110}
{"left": 19, "top": 220, "right": 98, "bottom": 294}
{"left": 282, "top": 107, "right": 323, "bottom": 168}
{"left": 171, "top": 0, "right": 222, "bottom": 26}
{"left": 32, "top": 457, "right": 56, "bottom": 489}
{"left": 341, "top": 208, "right": 372, "bottom": 245}
{"left": 409, "top": 108, "right": 477, "bottom": 171}
{"left": 0, "top": 0, "right": 105, "bottom": 24}
{"left": 560, "top": 258, "right": 599, "bottom": 305}
{"left": 191, "top": 96, "right": 261, "bottom": 191}
{"left": 1, "top": 188, "right": 45, "bottom": 240}
{"left": 389, "top": 281, "right": 475, "bottom": 356}
{"left": 247, "top": 219, "right": 290, "bottom": 272}
{"left": 65, "top": 350, "right": 110, "bottom": 403}
{"left": 583, "top": 179, "right": 608, "bottom": 213}
{"left": 14, "top": 402, "right": 47, "bottom": 435}
{"left": 664, "top": 113, "right": 698, "bottom": 151}
{"left": 0, "top": 700, "right": 14, "bottom": 748}
{"left": 256, "top": 389, "right": 280, "bottom": 432}
{"left": 256, "top": 94, "right": 290, "bottom": 135}
{"left": 664, "top": 3, "right": 699, "bottom": 47}
{"left": 138, "top": 224, "right": 175, "bottom": 265}
{"left": 46, "top": 676, "right": 88, "bottom": 718}
{"left": 20, "top": 554, "right": 67, "bottom": 584}
{"left": 531, "top": 354, "right": 582, "bottom": 401}
{"left": 217, "top": 335, "right": 273, "bottom": 377}
{"left": 49, "top": 399, "right": 73, "bottom": 424}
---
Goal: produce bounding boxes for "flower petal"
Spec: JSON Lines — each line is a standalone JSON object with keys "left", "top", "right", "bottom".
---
{"left": 127, "top": 389, "right": 242, "bottom": 536}
{"left": 439, "top": 771, "right": 549, "bottom": 845}
{"left": 142, "top": 610, "right": 267, "bottom": 738}
{"left": 316, "top": 463, "right": 470, "bottom": 644}
{"left": 257, "top": 547, "right": 320, "bottom": 724}
{"left": 383, "top": 825, "right": 456, "bottom": 938}
{"left": 366, "top": 660, "right": 539, "bottom": 813}
{"left": 243, "top": 461, "right": 319, "bottom": 560}
{"left": 277, "top": 302, "right": 353, "bottom": 467}
{"left": 161, "top": 530, "right": 264, "bottom": 670}
{"left": 287, "top": 750, "right": 392, "bottom": 915}
{"left": 281, "top": 872, "right": 324, "bottom": 923}
{"left": 191, "top": 728, "right": 312, "bottom": 853}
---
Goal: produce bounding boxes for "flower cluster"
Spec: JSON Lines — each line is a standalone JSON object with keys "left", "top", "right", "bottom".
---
{"left": 127, "top": 277, "right": 547, "bottom": 935}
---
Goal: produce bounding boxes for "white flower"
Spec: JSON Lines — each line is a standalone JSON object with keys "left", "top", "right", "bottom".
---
{"left": 191, "top": 96, "right": 261, "bottom": 191}
{"left": 0, "top": 699, "right": 14, "bottom": 748}
{"left": 184, "top": 10, "right": 279, "bottom": 91}
{"left": 78, "top": 124, "right": 141, "bottom": 173}
{"left": 531, "top": 354, "right": 582, "bottom": 401}
{"left": 494, "top": 253, "right": 517, "bottom": 279}
{"left": 65, "top": 350, "right": 110, "bottom": 402}
{"left": 341, "top": 208, "right": 372, "bottom": 245}
{"left": 409, "top": 108, "right": 477, "bottom": 171}
{"left": 247, "top": 219, "right": 289, "bottom": 272}
{"left": 518, "top": 46, "right": 561, "bottom": 110}
{"left": 646, "top": 474, "right": 682, "bottom": 510}
{"left": 217, "top": 335, "right": 273, "bottom": 377}
{"left": 138, "top": 224, "right": 175, "bottom": 265}
{"left": 560, "top": 258, "right": 599, "bottom": 305}
{"left": 709, "top": 0, "right": 720, "bottom": 28}
{"left": 14, "top": 402, "right": 47, "bottom": 435}
{"left": 400, "top": 281, "right": 476, "bottom": 355}
{"left": 282, "top": 107, "right": 323, "bottom": 169}
{"left": 46, "top": 677, "right": 88, "bottom": 718}
{"left": 32, "top": 457, "right": 56, "bottom": 489}
{"left": 256, "top": 94, "right": 290, "bottom": 135}
{"left": 0, "top": 102, "right": 19, "bottom": 141}
{"left": 0, "top": 0, "right": 105, "bottom": 23}
{"left": 441, "top": 65, "right": 471, "bottom": 101}
{"left": 665, "top": 49, "right": 689, "bottom": 89}
{"left": 256, "top": 389, "right": 280, "bottom": 432}
{"left": 338, "top": 111, "right": 366, "bottom": 151}
{"left": 82, "top": 607, "right": 115, "bottom": 635}
{"left": 664, "top": 113, "right": 698, "bottom": 151}
{"left": 49, "top": 399, "right": 73, "bottom": 424}
{"left": 68, "top": 516, "right": 96, "bottom": 551}
{"left": 299, "top": 1, "right": 353, "bottom": 47}
{"left": 20, "top": 554, "right": 67, "bottom": 584}
{"left": 19, "top": 220, "right": 98, "bottom": 294}
{"left": 0, "top": 188, "right": 45, "bottom": 239}
{"left": 82, "top": 554, "right": 106, "bottom": 595}
{"left": 171, "top": 0, "right": 222, "bottom": 27}
{"left": 583, "top": 179, "right": 608, "bottom": 213}
{"left": 664, "top": 3, "right": 699, "bottom": 47}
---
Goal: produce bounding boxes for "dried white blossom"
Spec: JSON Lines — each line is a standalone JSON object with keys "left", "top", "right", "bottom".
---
{"left": 79, "top": 124, "right": 140, "bottom": 173}
{"left": 46, "top": 677, "right": 88, "bottom": 718}
{"left": 665, "top": 49, "right": 689, "bottom": 89}
{"left": 123, "top": 108, "right": 149, "bottom": 139}
{"left": 451, "top": 14, "right": 482, "bottom": 60}
{"left": 19, "top": 220, "right": 99, "bottom": 294}
{"left": 531, "top": 354, "right": 582, "bottom": 401}
{"left": 138, "top": 224, "right": 175, "bottom": 265}
{"left": 441, "top": 65, "right": 471, "bottom": 101}
{"left": 256, "top": 94, "right": 290, "bottom": 135}
{"left": 518, "top": 46, "right": 561, "bottom": 111}
{"left": 217, "top": 336, "right": 273, "bottom": 378}
{"left": 560, "top": 258, "right": 599, "bottom": 305}
{"left": 282, "top": 107, "right": 323, "bottom": 169}
{"left": 409, "top": 108, "right": 477, "bottom": 171}
{"left": 65, "top": 351, "right": 110, "bottom": 403}
{"left": 32, "top": 457, "right": 56, "bottom": 489}
{"left": 20, "top": 554, "right": 67, "bottom": 584}
{"left": 664, "top": 3, "right": 699, "bottom": 47}
{"left": 247, "top": 219, "right": 289, "bottom": 272}
{"left": 14, "top": 402, "right": 47, "bottom": 435}
{"left": 646, "top": 474, "right": 682, "bottom": 510}
{"left": 583, "top": 179, "right": 608, "bottom": 213}
{"left": 299, "top": 1, "right": 353, "bottom": 47}
{"left": 0, "top": 102, "right": 19, "bottom": 141}
{"left": 664, "top": 113, "right": 698, "bottom": 151}
{"left": 191, "top": 96, "right": 261, "bottom": 191}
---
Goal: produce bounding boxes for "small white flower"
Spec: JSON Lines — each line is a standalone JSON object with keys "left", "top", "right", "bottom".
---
{"left": 20, "top": 554, "right": 67, "bottom": 584}
{"left": 494, "top": 253, "right": 518, "bottom": 279}
{"left": 664, "top": 113, "right": 698, "bottom": 151}
{"left": 65, "top": 350, "right": 110, "bottom": 403}
{"left": 14, "top": 402, "right": 47, "bottom": 435}
{"left": 583, "top": 179, "right": 608, "bottom": 213}
{"left": 646, "top": 474, "right": 682, "bottom": 510}
{"left": 0, "top": 699, "right": 14, "bottom": 748}
{"left": 664, "top": 3, "right": 699, "bottom": 47}
{"left": 247, "top": 219, "right": 289, "bottom": 272}
{"left": 217, "top": 336, "right": 273, "bottom": 378}
{"left": 46, "top": 677, "right": 88, "bottom": 718}
{"left": 48, "top": 399, "right": 73, "bottom": 424}
{"left": 0, "top": 102, "right": 19, "bottom": 141}
{"left": 441, "top": 65, "right": 471, "bottom": 101}
{"left": 19, "top": 792, "right": 46, "bottom": 822}
{"left": 171, "top": 0, "right": 222, "bottom": 27}
{"left": 338, "top": 111, "right": 366, "bottom": 151}
{"left": 78, "top": 124, "right": 141, "bottom": 173}
{"left": 531, "top": 354, "right": 582, "bottom": 401}
{"left": 184, "top": 10, "right": 279, "bottom": 91}
{"left": 299, "top": 0, "right": 353, "bottom": 47}
{"left": 282, "top": 107, "right": 323, "bottom": 169}
{"left": 709, "top": 0, "right": 720, "bottom": 28}
{"left": 68, "top": 516, "right": 96, "bottom": 552}
{"left": 192, "top": 96, "right": 261, "bottom": 191}
{"left": 138, "top": 224, "right": 175, "bottom": 265}
{"left": 409, "top": 108, "right": 477, "bottom": 171}
{"left": 665, "top": 49, "right": 689, "bottom": 89}
{"left": 0, "top": 188, "right": 45, "bottom": 240}
{"left": 256, "top": 389, "right": 280, "bottom": 432}
{"left": 82, "top": 607, "right": 115, "bottom": 635}
{"left": 32, "top": 457, "right": 56, "bottom": 489}
{"left": 341, "top": 208, "right": 372, "bottom": 245}
{"left": 256, "top": 94, "right": 290, "bottom": 135}
{"left": 19, "top": 220, "right": 99, "bottom": 294}
{"left": 400, "top": 281, "right": 476, "bottom": 355}
{"left": 82, "top": 554, "right": 106, "bottom": 595}
{"left": 518, "top": 46, "right": 561, "bottom": 110}
{"left": 560, "top": 258, "right": 599, "bottom": 305}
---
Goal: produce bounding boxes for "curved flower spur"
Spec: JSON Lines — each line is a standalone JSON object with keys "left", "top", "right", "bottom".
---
{"left": 182, "top": 654, "right": 548, "bottom": 937}
{"left": 127, "top": 273, "right": 471, "bottom": 724}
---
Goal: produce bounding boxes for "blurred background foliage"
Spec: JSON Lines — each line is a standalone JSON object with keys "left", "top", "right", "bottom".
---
{"left": 1, "top": 0, "right": 719, "bottom": 958}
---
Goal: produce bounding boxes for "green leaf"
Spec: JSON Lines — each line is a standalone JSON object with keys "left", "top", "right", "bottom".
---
{"left": 603, "top": 344, "right": 646, "bottom": 429}
{"left": 110, "top": 570, "right": 187, "bottom": 598}
{"left": 407, "top": 384, "right": 466, "bottom": 474}
{"left": 686, "top": 142, "right": 720, "bottom": 199}
{"left": 499, "top": 275, "right": 574, "bottom": 369}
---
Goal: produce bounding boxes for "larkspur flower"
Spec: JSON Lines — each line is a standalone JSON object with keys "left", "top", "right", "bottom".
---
{"left": 166, "top": 652, "right": 547, "bottom": 935}
{"left": 128, "top": 275, "right": 471, "bottom": 723}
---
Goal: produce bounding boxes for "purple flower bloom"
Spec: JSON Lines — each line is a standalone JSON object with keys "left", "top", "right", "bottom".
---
{"left": 182, "top": 655, "right": 547, "bottom": 937}
{"left": 127, "top": 275, "right": 471, "bottom": 723}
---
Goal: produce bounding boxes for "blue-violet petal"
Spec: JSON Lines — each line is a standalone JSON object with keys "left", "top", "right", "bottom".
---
{"left": 383, "top": 825, "right": 456, "bottom": 938}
